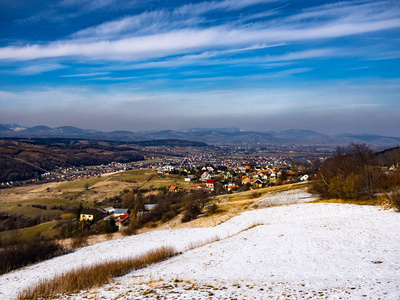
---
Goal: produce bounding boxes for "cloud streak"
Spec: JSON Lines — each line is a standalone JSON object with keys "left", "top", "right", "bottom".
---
{"left": 1, "top": 17, "right": 399, "bottom": 62}
{"left": 1, "top": 0, "right": 399, "bottom": 62}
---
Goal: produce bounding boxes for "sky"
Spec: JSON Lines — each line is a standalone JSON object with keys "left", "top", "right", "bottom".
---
{"left": 0, "top": 0, "right": 399, "bottom": 136}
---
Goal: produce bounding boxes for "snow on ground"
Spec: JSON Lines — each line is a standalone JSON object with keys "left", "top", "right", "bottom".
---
{"left": 252, "top": 189, "right": 318, "bottom": 208}
{"left": 1, "top": 191, "right": 400, "bottom": 299}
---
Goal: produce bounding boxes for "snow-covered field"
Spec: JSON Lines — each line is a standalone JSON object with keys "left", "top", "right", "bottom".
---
{"left": 252, "top": 189, "right": 318, "bottom": 207}
{"left": 1, "top": 191, "right": 400, "bottom": 299}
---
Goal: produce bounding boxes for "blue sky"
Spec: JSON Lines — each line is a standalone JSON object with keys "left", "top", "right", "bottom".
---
{"left": 0, "top": 0, "right": 399, "bottom": 136}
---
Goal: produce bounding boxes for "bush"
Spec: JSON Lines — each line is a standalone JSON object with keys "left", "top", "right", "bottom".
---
{"left": 71, "top": 233, "right": 89, "bottom": 249}
{"left": 121, "top": 226, "right": 137, "bottom": 236}
{"left": 206, "top": 203, "right": 219, "bottom": 216}
{"left": 61, "top": 213, "right": 75, "bottom": 220}
{"left": 0, "top": 237, "right": 63, "bottom": 275}
{"left": 93, "top": 219, "right": 118, "bottom": 234}
{"left": 310, "top": 144, "right": 384, "bottom": 200}
{"left": 251, "top": 192, "right": 261, "bottom": 199}
{"left": 388, "top": 190, "right": 400, "bottom": 211}
{"left": 181, "top": 199, "right": 201, "bottom": 223}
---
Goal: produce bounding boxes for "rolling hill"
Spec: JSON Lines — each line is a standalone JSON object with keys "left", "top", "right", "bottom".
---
{"left": 1, "top": 124, "right": 400, "bottom": 148}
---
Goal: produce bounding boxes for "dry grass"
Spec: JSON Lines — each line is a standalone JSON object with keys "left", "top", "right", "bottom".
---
{"left": 215, "top": 182, "right": 308, "bottom": 204}
{"left": 386, "top": 190, "right": 400, "bottom": 211}
{"left": 309, "top": 198, "right": 383, "bottom": 206}
{"left": 18, "top": 246, "right": 176, "bottom": 300}
{"left": 187, "top": 235, "right": 221, "bottom": 250}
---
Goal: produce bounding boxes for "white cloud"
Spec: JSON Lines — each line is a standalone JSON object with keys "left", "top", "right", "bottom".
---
{"left": 174, "top": 0, "right": 281, "bottom": 15}
{"left": 71, "top": 10, "right": 176, "bottom": 40}
{"left": 14, "top": 63, "right": 66, "bottom": 75}
{"left": 1, "top": 12, "right": 399, "bottom": 63}
{"left": 61, "top": 72, "right": 110, "bottom": 77}
{"left": 2, "top": 0, "right": 398, "bottom": 64}
{"left": 71, "top": 0, "right": 283, "bottom": 42}
{"left": 264, "top": 49, "right": 341, "bottom": 62}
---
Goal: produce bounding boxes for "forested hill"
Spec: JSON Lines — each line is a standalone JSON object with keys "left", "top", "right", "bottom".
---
{"left": 0, "top": 139, "right": 145, "bottom": 183}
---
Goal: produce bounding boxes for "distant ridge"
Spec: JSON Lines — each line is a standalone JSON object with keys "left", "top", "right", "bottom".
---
{"left": 1, "top": 124, "right": 399, "bottom": 149}
{"left": 277, "top": 129, "right": 327, "bottom": 137}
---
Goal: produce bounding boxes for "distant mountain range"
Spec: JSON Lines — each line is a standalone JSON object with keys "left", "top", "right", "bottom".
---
{"left": 1, "top": 124, "right": 399, "bottom": 149}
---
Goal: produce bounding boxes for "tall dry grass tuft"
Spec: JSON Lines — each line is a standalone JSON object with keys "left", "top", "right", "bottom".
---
{"left": 18, "top": 246, "right": 176, "bottom": 300}
{"left": 187, "top": 235, "right": 220, "bottom": 250}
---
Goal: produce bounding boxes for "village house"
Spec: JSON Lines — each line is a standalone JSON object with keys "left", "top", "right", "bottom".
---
{"left": 169, "top": 185, "right": 183, "bottom": 192}
{"left": 136, "top": 204, "right": 159, "bottom": 219}
{"left": 117, "top": 213, "right": 130, "bottom": 230}
{"left": 80, "top": 208, "right": 102, "bottom": 222}
{"left": 299, "top": 174, "right": 309, "bottom": 181}
{"left": 242, "top": 176, "right": 251, "bottom": 185}
{"left": 118, "top": 213, "right": 130, "bottom": 224}
{"left": 224, "top": 170, "right": 236, "bottom": 179}
{"left": 191, "top": 185, "right": 207, "bottom": 192}
{"left": 184, "top": 174, "right": 197, "bottom": 182}
{"left": 251, "top": 178, "right": 264, "bottom": 188}
{"left": 205, "top": 179, "right": 215, "bottom": 191}
{"left": 237, "top": 167, "right": 247, "bottom": 173}
{"left": 144, "top": 204, "right": 159, "bottom": 212}
{"left": 201, "top": 172, "right": 212, "bottom": 181}
{"left": 257, "top": 172, "right": 269, "bottom": 180}
{"left": 103, "top": 207, "right": 115, "bottom": 214}
{"left": 224, "top": 182, "right": 237, "bottom": 192}
{"left": 158, "top": 165, "right": 175, "bottom": 173}
{"left": 113, "top": 208, "right": 130, "bottom": 218}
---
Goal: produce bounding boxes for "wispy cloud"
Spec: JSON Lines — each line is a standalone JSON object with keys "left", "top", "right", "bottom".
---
{"left": 1, "top": 0, "right": 398, "bottom": 63}
{"left": 71, "top": 0, "right": 282, "bottom": 41}
{"left": 174, "top": 0, "right": 282, "bottom": 15}
{"left": 86, "top": 76, "right": 139, "bottom": 81}
{"left": 1, "top": 15, "right": 399, "bottom": 62}
{"left": 61, "top": 72, "right": 110, "bottom": 77}
{"left": 14, "top": 63, "right": 66, "bottom": 75}
{"left": 264, "top": 49, "right": 344, "bottom": 62}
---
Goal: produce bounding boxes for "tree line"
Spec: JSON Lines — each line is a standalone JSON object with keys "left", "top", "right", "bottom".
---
{"left": 310, "top": 143, "right": 400, "bottom": 200}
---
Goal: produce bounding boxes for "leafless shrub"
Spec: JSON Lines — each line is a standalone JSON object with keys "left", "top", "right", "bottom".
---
{"left": 71, "top": 233, "right": 88, "bottom": 249}
{"left": 0, "top": 237, "right": 63, "bottom": 275}
{"left": 121, "top": 226, "right": 137, "bottom": 236}
{"left": 388, "top": 190, "right": 400, "bottom": 211}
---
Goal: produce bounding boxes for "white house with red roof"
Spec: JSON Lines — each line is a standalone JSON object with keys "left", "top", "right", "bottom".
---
{"left": 206, "top": 179, "right": 215, "bottom": 190}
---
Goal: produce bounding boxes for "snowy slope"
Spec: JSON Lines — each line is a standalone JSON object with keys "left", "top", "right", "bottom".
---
{"left": 1, "top": 194, "right": 400, "bottom": 299}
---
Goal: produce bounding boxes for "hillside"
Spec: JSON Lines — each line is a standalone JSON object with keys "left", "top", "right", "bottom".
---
{"left": 1, "top": 124, "right": 400, "bottom": 149}
{"left": 0, "top": 139, "right": 146, "bottom": 183}
{"left": 1, "top": 189, "right": 399, "bottom": 299}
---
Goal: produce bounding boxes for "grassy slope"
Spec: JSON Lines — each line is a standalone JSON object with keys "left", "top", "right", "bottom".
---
{"left": 0, "top": 169, "right": 203, "bottom": 238}
{"left": 2, "top": 168, "right": 384, "bottom": 245}
{"left": 0, "top": 221, "right": 59, "bottom": 241}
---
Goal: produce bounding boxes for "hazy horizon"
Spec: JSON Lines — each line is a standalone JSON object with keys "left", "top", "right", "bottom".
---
{"left": 3, "top": 123, "right": 400, "bottom": 139}
{"left": 1, "top": 0, "right": 399, "bottom": 137}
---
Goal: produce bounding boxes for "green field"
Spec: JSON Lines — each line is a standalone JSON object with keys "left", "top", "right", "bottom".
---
{"left": 0, "top": 221, "right": 59, "bottom": 242}
{"left": 111, "top": 169, "right": 156, "bottom": 183}
{"left": 58, "top": 176, "right": 108, "bottom": 190}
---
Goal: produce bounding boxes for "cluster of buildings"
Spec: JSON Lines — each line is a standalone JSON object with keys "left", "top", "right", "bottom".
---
{"left": 164, "top": 163, "right": 309, "bottom": 194}
{"left": 79, "top": 207, "right": 131, "bottom": 230}
{"left": 0, "top": 162, "right": 131, "bottom": 188}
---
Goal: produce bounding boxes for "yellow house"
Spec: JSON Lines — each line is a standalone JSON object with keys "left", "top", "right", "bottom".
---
{"left": 80, "top": 208, "right": 101, "bottom": 221}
